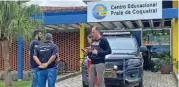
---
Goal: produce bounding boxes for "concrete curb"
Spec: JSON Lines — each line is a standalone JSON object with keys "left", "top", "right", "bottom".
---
{"left": 56, "top": 72, "right": 81, "bottom": 82}
{"left": 172, "top": 72, "right": 178, "bottom": 82}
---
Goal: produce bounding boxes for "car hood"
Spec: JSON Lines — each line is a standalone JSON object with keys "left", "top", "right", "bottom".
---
{"left": 112, "top": 49, "right": 137, "bottom": 54}
{"left": 105, "top": 54, "right": 136, "bottom": 60}
{"left": 105, "top": 50, "right": 137, "bottom": 60}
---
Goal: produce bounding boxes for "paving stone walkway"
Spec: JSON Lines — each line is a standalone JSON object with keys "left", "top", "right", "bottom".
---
{"left": 56, "top": 71, "right": 178, "bottom": 87}
{"left": 143, "top": 71, "right": 177, "bottom": 87}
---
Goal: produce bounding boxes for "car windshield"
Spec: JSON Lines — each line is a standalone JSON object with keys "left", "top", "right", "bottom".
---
{"left": 106, "top": 36, "right": 137, "bottom": 50}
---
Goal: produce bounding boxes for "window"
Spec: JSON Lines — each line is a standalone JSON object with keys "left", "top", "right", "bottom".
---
{"left": 106, "top": 36, "right": 137, "bottom": 50}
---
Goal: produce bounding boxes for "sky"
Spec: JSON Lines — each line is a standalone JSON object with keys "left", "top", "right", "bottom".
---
{"left": 24, "top": 0, "right": 87, "bottom": 7}
{"left": 24, "top": 0, "right": 163, "bottom": 7}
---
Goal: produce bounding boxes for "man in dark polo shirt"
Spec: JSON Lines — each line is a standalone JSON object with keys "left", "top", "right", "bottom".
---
{"left": 33, "top": 33, "right": 58, "bottom": 87}
{"left": 29, "top": 30, "right": 42, "bottom": 87}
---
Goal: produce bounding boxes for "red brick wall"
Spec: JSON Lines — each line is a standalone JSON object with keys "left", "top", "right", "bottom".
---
{"left": 0, "top": 43, "right": 4, "bottom": 71}
{"left": 23, "top": 41, "right": 31, "bottom": 71}
{"left": 0, "top": 41, "right": 18, "bottom": 71}
{"left": 53, "top": 32, "right": 80, "bottom": 72}
{"left": 9, "top": 41, "right": 18, "bottom": 71}
{"left": 0, "top": 32, "right": 80, "bottom": 72}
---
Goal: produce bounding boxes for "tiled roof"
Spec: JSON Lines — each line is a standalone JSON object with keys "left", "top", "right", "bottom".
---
{"left": 41, "top": 6, "right": 87, "bottom": 12}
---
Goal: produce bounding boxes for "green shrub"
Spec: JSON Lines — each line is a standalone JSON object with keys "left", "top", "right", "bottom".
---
{"left": 160, "top": 51, "right": 170, "bottom": 66}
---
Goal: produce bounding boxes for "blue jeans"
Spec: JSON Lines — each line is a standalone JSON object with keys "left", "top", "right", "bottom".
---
{"left": 37, "top": 67, "right": 57, "bottom": 87}
{"left": 31, "top": 68, "right": 39, "bottom": 87}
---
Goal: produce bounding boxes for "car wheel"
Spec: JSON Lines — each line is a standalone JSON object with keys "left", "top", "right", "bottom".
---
{"left": 82, "top": 81, "right": 89, "bottom": 87}
{"left": 135, "top": 78, "right": 143, "bottom": 87}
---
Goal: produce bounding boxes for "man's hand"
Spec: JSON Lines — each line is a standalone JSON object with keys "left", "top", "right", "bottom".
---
{"left": 82, "top": 48, "right": 88, "bottom": 56}
{"left": 38, "top": 63, "right": 48, "bottom": 69}
{"left": 92, "top": 49, "right": 98, "bottom": 55}
{"left": 38, "top": 65, "right": 44, "bottom": 69}
{"left": 84, "top": 51, "right": 88, "bottom": 56}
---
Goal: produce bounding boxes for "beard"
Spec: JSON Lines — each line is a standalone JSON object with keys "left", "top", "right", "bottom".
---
{"left": 38, "top": 36, "right": 41, "bottom": 40}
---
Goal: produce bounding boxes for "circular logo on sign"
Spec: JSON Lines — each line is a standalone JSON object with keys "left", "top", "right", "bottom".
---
{"left": 92, "top": 4, "right": 107, "bottom": 20}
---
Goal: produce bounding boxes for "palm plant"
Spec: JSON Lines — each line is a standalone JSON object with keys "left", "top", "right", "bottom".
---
{"left": 160, "top": 51, "right": 171, "bottom": 74}
{"left": 0, "top": 1, "right": 43, "bottom": 87}
{"left": 153, "top": 59, "right": 160, "bottom": 72}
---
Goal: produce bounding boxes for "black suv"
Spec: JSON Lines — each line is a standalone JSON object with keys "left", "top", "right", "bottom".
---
{"left": 82, "top": 32, "right": 147, "bottom": 87}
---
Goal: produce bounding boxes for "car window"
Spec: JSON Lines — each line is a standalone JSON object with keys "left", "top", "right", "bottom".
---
{"left": 106, "top": 36, "right": 137, "bottom": 50}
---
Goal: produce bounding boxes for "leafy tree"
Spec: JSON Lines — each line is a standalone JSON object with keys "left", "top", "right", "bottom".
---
{"left": 0, "top": 1, "right": 43, "bottom": 87}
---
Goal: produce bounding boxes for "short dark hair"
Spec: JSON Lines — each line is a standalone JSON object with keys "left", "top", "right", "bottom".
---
{"left": 95, "top": 26, "right": 100, "bottom": 33}
{"left": 45, "top": 33, "right": 53, "bottom": 41}
{"left": 33, "top": 30, "right": 41, "bottom": 37}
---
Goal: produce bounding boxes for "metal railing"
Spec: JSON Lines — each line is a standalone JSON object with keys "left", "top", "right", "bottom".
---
{"left": 106, "top": 57, "right": 143, "bottom": 84}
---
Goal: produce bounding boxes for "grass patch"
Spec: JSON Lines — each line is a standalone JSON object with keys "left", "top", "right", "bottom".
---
{"left": 0, "top": 81, "right": 31, "bottom": 87}
{"left": 57, "top": 74, "right": 63, "bottom": 79}
{"left": 0, "top": 74, "right": 64, "bottom": 87}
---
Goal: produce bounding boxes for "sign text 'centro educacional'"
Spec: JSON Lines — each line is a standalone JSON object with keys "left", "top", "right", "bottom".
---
{"left": 87, "top": 1, "right": 162, "bottom": 22}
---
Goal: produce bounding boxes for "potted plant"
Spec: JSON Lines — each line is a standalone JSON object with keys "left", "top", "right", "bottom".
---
{"left": 142, "top": 35, "right": 148, "bottom": 45}
{"left": 160, "top": 52, "right": 171, "bottom": 74}
{"left": 152, "top": 59, "right": 160, "bottom": 72}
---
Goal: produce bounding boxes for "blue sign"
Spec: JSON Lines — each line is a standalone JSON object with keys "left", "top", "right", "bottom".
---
{"left": 92, "top": 4, "right": 107, "bottom": 20}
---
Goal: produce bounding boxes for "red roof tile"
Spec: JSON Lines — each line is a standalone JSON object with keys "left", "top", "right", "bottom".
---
{"left": 41, "top": 6, "right": 87, "bottom": 12}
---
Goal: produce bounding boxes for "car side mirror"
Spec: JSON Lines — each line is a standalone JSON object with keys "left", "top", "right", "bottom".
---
{"left": 139, "top": 46, "right": 148, "bottom": 52}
